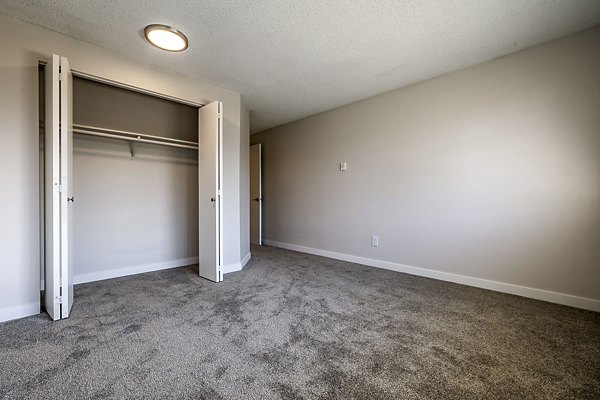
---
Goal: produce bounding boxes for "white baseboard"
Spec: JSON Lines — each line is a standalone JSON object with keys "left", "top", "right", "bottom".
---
{"left": 263, "top": 239, "right": 600, "bottom": 312}
{"left": 222, "top": 262, "right": 241, "bottom": 274}
{"left": 74, "top": 257, "right": 199, "bottom": 285}
{"left": 0, "top": 302, "right": 40, "bottom": 323}
{"left": 40, "top": 253, "right": 252, "bottom": 288}
{"left": 241, "top": 252, "right": 252, "bottom": 268}
{"left": 222, "top": 253, "right": 252, "bottom": 275}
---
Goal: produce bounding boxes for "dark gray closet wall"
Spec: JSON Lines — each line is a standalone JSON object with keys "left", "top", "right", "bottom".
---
{"left": 73, "top": 77, "right": 198, "bottom": 142}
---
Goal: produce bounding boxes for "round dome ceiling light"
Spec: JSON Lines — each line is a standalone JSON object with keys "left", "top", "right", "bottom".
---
{"left": 144, "top": 24, "right": 188, "bottom": 52}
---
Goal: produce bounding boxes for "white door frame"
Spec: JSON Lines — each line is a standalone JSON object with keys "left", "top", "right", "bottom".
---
{"left": 250, "top": 143, "right": 262, "bottom": 245}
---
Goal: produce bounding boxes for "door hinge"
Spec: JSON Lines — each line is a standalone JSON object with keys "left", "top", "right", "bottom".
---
{"left": 56, "top": 296, "right": 63, "bottom": 304}
{"left": 217, "top": 189, "right": 222, "bottom": 195}
{"left": 217, "top": 112, "right": 222, "bottom": 118}
{"left": 57, "top": 184, "right": 62, "bottom": 192}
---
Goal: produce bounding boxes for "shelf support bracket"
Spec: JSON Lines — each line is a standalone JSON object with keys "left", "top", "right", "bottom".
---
{"left": 129, "top": 140, "right": 137, "bottom": 159}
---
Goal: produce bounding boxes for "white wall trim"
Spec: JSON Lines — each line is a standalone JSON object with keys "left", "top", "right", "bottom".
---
{"left": 241, "top": 252, "right": 252, "bottom": 268}
{"left": 39, "top": 252, "right": 250, "bottom": 299}
{"left": 74, "top": 257, "right": 199, "bottom": 285}
{"left": 222, "top": 252, "right": 252, "bottom": 275}
{"left": 222, "top": 262, "right": 241, "bottom": 274}
{"left": 263, "top": 239, "right": 600, "bottom": 312}
{"left": 0, "top": 302, "right": 40, "bottom": 323}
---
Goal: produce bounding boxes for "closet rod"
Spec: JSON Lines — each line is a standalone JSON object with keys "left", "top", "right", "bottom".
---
{"left": 73, "top": 128, "right": 198, "bottom": 150}
{"left": 74, "top": 124, "right": 198, "bottom": 146}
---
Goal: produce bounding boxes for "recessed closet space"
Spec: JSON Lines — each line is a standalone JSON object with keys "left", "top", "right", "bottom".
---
{"left": 40, "top": 68, "right": 201, "bottom": 287}
{"left": 72, "top": 77, "right": 200, "bottom": 283}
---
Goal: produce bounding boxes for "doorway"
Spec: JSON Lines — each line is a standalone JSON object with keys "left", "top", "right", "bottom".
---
{"left": 250, "top": 144, "right": 262, "bottom": 245}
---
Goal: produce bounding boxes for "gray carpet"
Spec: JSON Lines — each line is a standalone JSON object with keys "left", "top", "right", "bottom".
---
{"left": 0, "top": 245, "right": 599, "bottom": 399}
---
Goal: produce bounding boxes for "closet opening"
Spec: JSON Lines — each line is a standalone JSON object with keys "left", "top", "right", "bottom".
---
{"left": 39, "top": 59, "right": 223, "bottom": 320}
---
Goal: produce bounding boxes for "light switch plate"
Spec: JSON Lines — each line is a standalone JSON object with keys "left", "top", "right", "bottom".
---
{"left": 371, "top": 235, "right": 379, "bottom": 247}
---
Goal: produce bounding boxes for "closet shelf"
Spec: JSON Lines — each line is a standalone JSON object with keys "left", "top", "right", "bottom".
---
{"left": 73, "top": 124, "right": 198, "bottom": 150}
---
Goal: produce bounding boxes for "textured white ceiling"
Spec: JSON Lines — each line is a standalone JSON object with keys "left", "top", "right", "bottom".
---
{"left": 1, "top": 1, "right": 599, "bottom": 133}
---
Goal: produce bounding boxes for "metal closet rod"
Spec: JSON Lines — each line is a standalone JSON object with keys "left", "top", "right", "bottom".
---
{"left": 73, "top": 124, "right": 198, "bottom": 150}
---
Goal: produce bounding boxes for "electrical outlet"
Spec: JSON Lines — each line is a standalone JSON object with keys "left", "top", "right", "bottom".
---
{"left": 371, "top": 235, "right": 379, "bottom": 247}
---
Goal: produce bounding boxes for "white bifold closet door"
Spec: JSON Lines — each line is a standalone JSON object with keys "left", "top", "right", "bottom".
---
{"left": 45, "top": 54, "right": 74, "bottom": 320}
{"left": 198, "top": 101, "right": 224, "bottom": 282}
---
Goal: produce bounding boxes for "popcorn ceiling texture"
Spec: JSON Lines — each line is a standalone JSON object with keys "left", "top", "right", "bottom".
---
{"left": 0, "top": 245, "right": 599, "bottom": 399}
{"left": 0, "top": 1, "right": 599, "bottom": 132}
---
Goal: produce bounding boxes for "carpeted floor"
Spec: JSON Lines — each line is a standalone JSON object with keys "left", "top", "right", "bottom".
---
{"left": 0, "top": 245, "right": 599, "bottom": 399}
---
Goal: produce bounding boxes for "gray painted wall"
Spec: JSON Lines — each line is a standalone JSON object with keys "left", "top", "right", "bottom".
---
{"left": 0, "top": 14, "right": 245, "bottom": 322}
{"left": 252, "top": 27, "right": 600, "bottom": 305}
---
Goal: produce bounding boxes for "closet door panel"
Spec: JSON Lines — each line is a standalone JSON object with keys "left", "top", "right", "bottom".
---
{"left": 198, "top": 101, "right": 223, "bottom": 282}
{"left": 44, "top": 54, "right": 74, "bottom": 320}
{"left": 44, "top": 54, "right": 61, "bottom": 320}
{"left": 60, "top": 56, "right": 74, "bottom": 317}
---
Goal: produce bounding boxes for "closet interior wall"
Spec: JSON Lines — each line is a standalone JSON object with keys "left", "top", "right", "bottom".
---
{"left": 40, "top": 71, "right": 201, "bottom": 285}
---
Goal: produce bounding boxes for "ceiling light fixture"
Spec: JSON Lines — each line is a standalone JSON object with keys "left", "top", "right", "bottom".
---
{"left": 144, "top": 24, "right": 188, "bottom": 52}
